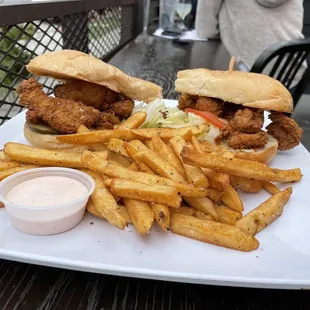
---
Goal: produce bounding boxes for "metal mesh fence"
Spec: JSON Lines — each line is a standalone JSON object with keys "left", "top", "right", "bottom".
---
{"left": 0, "top": 5, "right": 134, "bottom": 125}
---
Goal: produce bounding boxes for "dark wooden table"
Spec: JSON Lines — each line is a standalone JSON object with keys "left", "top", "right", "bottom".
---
{"left": 0, "top": 33, "right": 309, "bottom": 310}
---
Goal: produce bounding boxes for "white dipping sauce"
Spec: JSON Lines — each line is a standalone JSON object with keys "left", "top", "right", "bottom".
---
{"left": 6, "top": 176, "right": 88, "bottom": 207}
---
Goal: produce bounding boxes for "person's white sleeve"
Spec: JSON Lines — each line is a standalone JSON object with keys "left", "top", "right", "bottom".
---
{"left": 256, "top": 0, "right": 289, "bottom": 8}
{"left": 195, "top": 0, "right": 223, "bottom": 38}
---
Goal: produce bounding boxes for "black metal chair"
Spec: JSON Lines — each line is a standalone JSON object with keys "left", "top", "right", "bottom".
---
{"left": 250, "top": 38, "right": 310, "bottom": 107}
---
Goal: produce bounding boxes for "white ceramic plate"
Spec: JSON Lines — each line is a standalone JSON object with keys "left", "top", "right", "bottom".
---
{"left": 1, "top": 100, "right": 310, "bottom": 289}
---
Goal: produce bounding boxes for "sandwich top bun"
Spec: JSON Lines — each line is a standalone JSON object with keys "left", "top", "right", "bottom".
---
{"left": 175, "top": 69, "right": 293, "bottom": 113}
{"left": 26, "top": 50, "right": 162, "bottom": 103}
{"left": 219, "top": 134, "right": 278, "bottom": 164}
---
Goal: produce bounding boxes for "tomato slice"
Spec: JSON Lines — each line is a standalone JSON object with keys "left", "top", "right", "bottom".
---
{"left": 185, "top": 108, "right": 228, "bottom": 129}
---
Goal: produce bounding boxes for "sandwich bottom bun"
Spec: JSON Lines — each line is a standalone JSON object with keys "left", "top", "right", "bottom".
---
{"left": 219, "top": 135, "right": 278, "bottom": 164}
{"left": 24, "top": 123, "right": 89, "bottom": 152}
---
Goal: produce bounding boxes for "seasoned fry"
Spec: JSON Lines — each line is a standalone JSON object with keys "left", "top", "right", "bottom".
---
{"left": 151, "top": 204, "right": 170, "bottom": 231}
{"left": 194, "top": 210, "right": 213, "bottom": 221}
{"left": 171, "top": 206, "right": 196, "bottom": 216}
{"left": 135, "top": 149, "right": 187, "bottom": 183}
{"left": 93, "top": 151, "right": 108, "bottom": 160}
{"left": 129, "top": 140, "right": 149, "bottom": 151}
{"left": 123, "top": 143, "right": 155, "bottom": 174}
{"left": 86, "top": 199, "right": 132, "bottom": 224}
{"left": 230, "top": 175, "right": 262, "bottom": 193}
{"left": 128, "top": 162, "right": 140, "bottom": 171}
{"left": 77, "top": 124, "right": 90, "bottom": 133}
{"left": 236, "top": 187, "right": 292, "bottom": 235}
{"left": 262, "top": 181, "right": 280, "bottom": 195}
{"left": 83, "top": 169, "right": 127, "bottom": 230}
{"left": 170, "top": 213, "right": 259, "bottom": 252}
{"left": 90, "top": 144, "right": 108, "bottom": 152}
{"left": 117, "top": 111, "right": 147, "bottom": 130}
{"left": 0, "top": 165, "right": 38, "bottom": 181}
{"left": 4, "top": 143, "right": 84, "bottom": 168}
{"left": 191, "top": 135, "right": 203, "bottom": 152}
{"left": 0, "top": 161, "right": 21, "bottom": 171}
{"left": 215, "top": 203, "right": 242, "bottom": 225}
{"left": 182, "top": 147, "right": 302, "bottom": 183}
{"left": 171, "top": 206, "right": 213, "bottom": 221}
{"left": 201, "top": 168, "right": 230, "bottom": 192}
{"left": 169, "top": 136, "right": 209, "bottom": 188}
{"left": 221, "top": 184, "right": 244, "bottom": 212}
{"left": 57, "top": 129, "right": 141, "bottom": 145}
{"left": 107, "top": 138, "right": 128, "bottom": 157}
{"left": 104, "top": 178, "right": 182, "bottom": 208}
{"left": 184, "top": 197, "right": 218, "bottom": 220}
{"left": 144, "top": 139, "right": 154, "bottom": 150}
{"left": 124, "top": 198, "right": 154, "bottom": 235}
{"left": 81, "top": 151, "right": 223, "bottom": 198}
{"left": 108, "top": 150, "right": 132, "bottom": 168}
{"left": 130, "top": 124, "right": 209, "bottom": 140}
{"left": 207, "top": 188, "right": 224, "bottom": 202}
{"left": 0, "top": 150, "right": 11, "bottom": 161}
{"left": 152, "top": 135, "right": 186, "bottom": 177}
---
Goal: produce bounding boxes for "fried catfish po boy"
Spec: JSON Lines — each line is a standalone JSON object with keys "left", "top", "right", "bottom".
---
{"left": 17, "top": 50, "right": 162, "bottom": 149}
{"left": 175, "top": 68, "right": 303, "bottom": 163}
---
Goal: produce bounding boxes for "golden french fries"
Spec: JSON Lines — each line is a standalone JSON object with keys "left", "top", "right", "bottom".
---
{"left": 194, "top": 210, "right": 213, "bottom": 221}
{"left": 170, "top": 212, "right": 259, "bottom": 252}
{"left": 182, "top": 147, "right": 302, "bottom": 183}
{"left": 0, "top": 151, "right": 7, "bottom": 161}
{"left": 207, "top": 188, "right": 224, "bottom": 202}
{"left": 93, "top": 151, "right": 108, "bottom": 160}
{"left": 83, "top": 169, "right": 127, "bottom": 230}
{"left": 90, "top": 144, "right": 108, "bottom": 152}
{"left": 107, "top": 138, "right": 128, "bottom": 157}
{"left": 144, "top": 139, "right": 154, "bottom": 150}
{"left": 191, "top": 135, "right": 203, "bottom": 152}
{"left": 169, "top": 136, "right": 209, "bottom": 188}
{"left": 105, "top": 178, "right": 182, "bottom": 208}
{"left": 0, "top": 161, "right": 21, "bottom": 171}
{"left": 0, "top": 165, "right": 38, "bottom": 181}
{"left": 4, "top": 143, "right": 84, "bottom": 168}
{"left": 87, "top": 199, "right": 132, "bottom": 224}
{"left": 236, "top": 187, "right": 292, "bottom": 235}
{"left": 151, "top": 204, "right": 170, "bottom": 231}
{"left": 151, "top": 135, "right": 186, "bottom": 177}
{"left": 172, "top": 206, "right": 213, "bottom": 221}
{"left": 108, "top": 150, "right": 132, "bottom": 168}
{"left": 77, "top": 124, "right": 90, "bottom": 133}
{"left": 130, "top": 124, "right": 209, "bottom": 140}
{"left": 262, "top": 181, "right": 280, "bottom": 195}
{"left": 117, "top": 111, "right": 147, "bottom": 130}
{"left": 215, "top": 203, "right": 242, "bottom": 225}
{"left": 221, "top": 184, "right": 244, "bottom": 212}
{"left": 201, "top": 168, "right": 230, "bottom": 192}
{"left": 124, "top": 198, "right": 154, "bottom": 235}
{"left": 184, "top": 197, "right": 218, "bottom": 220}
{"left": 57, "top": 128, "right": 141, "bottom": 145}
{"left": 230, "top": 175, "right": 262, "bottom": 193}
{"left": 82, "top": 151, "right": 210, "bottom": 197}
{"left": 172, "top": 206, "right": 196, "bottom": 216}
{"left": 134, "top": 149, "right": 187, "bottom": 183}
{"left": 123, "top": 143, "right": 155, "bottom": 174}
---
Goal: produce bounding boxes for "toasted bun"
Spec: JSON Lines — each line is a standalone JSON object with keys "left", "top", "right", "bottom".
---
{"left": 219, "top": 135, "right": 278, "bottom": 164}
{"left": 175, "top": 69, "right": 293, "bottom": 113}
{"left": 24, "top": 123, "right": 88, "bottom": 152}
{"left": 26, "top": 50, "right": 162, "bottom": 103}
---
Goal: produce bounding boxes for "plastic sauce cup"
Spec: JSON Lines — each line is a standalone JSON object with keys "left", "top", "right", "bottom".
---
{"left": 0, "top": 167, "right": 95, "bottom": 235}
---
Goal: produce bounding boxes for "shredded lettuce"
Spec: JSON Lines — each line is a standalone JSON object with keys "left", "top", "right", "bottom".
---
{"left": 133, "top": 99, "right": 205, "bottom": 128}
